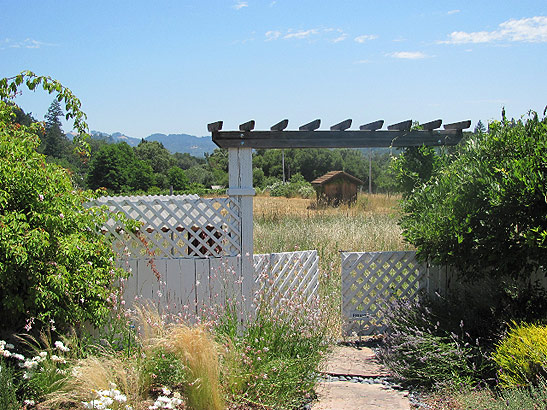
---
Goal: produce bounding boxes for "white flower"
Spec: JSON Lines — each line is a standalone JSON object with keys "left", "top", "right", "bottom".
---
{"left": 23, "top": 399, "right": 35, "bottom": 406}
{"left": 51, "top": 355, "right": 66, "bottom": 364}
{"left": 39, "top": 351, "right": 47, "bottom": 358}
{"left": 161, "top": 386, "right": 171, "bottom": 396}
{"left": 54, "top": 341, "right": 70, "bottom": 352}
{"left": 114, "top": 393, "right": 127, "bottom": 402}
{"left": 5, "top": 343, "right": 14, "bottom": 349}
{"left": 23, "top": 359, "right": 38, "bottom": 369}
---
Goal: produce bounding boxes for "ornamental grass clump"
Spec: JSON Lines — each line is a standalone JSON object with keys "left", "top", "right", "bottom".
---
{"left": 0, "top": 356, "right": 19, "bottom": 410}
{"left": 160, "top": 325, "right": 223, "bottom": 410}
{"left": 492, "top": 322, "right": 547, "bottom": 387}
{"left": 425, "top": 380, "right": 547, "bottom": 410}
{"left": 135, "top": 303, "right": 223, "bottom": 410}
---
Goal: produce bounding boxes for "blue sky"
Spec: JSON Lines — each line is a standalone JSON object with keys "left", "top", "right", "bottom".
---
{"left": 1, "top": 1, "right": 546, "bottom": 138}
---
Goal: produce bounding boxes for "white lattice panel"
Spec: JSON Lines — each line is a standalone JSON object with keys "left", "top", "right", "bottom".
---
{"left": 342, "top": 251, "right": 426, "bottom": 336}
{"left": 254, "top": 250, "right": 319, "bottom": 304}
{"left": 88, "top": 195, "right": 241, "bottom": 258}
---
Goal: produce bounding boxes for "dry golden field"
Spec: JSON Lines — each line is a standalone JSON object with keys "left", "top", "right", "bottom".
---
{"left": 253, "top": 193, "right": 410, "bottom": 258}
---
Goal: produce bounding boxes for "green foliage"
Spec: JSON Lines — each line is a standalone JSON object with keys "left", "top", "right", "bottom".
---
{"left": 390, "top": 145, "right": 443, "bottom": 197}
{"left": 216, "top": 300, "right": 330, "bottom": 409}
{"left": 0, "top": 71, "right": 90, "bottom": 155}
{"left": 41, "top": 99, "right": 70, "bottom": 158}
{"left": 379, "top": 296, "right": 492, "bottom": 387}
{"left": 400, "top": 112, "right": 547, "bottom": 280}
{"left": 493, "top": 322, "right": 547, "bottom": 387}
{"left": 429, "top": 379, "right": 547, "bottom": 410}
{"left": 142, "top": 348, "right": 186, "bottom": 389}
{"left": 269, "top": 173, "right": 315, "bottom": 198}
{"left": 167, "top": 166, "right": 189, "bottom": 191}
{"left": 86, "top": 142, "right": 155, "bottom": 193}
{"left": 0, "top": 74, "right": 129, "bottom": 333}
{"left": 0, "top": 358, "right": 19, "bottom": 410}
{"left": 173, "top": 152, "right": 205, "bottom": 170}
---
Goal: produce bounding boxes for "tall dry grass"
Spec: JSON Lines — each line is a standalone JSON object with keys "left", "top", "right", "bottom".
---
{"left": 254, "top": 193, "right": 411, "bottom": 271}
{"left": 254, "top": 193, "right": 410, "bottom": 339}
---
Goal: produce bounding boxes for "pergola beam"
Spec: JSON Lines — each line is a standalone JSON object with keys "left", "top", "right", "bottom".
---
{"left": 212, "top": 129, "right": 464, "bottom": 149}
{"left": 210, "top": 118, "right": 471, "bottom": 149}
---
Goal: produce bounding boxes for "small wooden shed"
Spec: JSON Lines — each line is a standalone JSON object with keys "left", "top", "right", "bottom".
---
{"left": 311, "top": 171, "right": 364, "bottom": 205}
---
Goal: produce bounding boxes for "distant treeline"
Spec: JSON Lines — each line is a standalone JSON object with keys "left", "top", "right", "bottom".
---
{"left": 21, "top": 100, "right": 479, "bottom": 197}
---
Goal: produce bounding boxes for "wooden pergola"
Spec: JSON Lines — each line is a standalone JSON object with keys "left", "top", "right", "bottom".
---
{"left": 207, "top": 117, "right": 470, "bottom": 310}
{"left": 209, "top": 118, "right": 470, "bottom": 149}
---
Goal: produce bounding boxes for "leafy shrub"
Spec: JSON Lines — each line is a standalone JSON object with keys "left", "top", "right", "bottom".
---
{"left": 492, "top": 322, "right": 547, "bottom": 387}
{"left": 268, "top": 173, "right": 315, "bottom": 198}
{"left": 142, "top": 348, "right": 186, "bottom": 390}
{"left": 380, "top": 297, "right": 494, "bottom": 387}
{"left": 401, "top": 112, "right": 547, "bottom": 281}
{"left": 0, "top": 74, "right": 129, "bottom": 334}
{"left": 378, "top": 297, "right": 489, "bottom": 387}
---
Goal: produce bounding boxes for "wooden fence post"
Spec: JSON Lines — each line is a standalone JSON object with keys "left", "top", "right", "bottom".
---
{"left": 227, "top": 147, "right": 255, "bottom": 318}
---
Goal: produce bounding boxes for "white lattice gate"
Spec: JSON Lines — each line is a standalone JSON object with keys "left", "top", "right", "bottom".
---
{"left": 253, "top": 250, "right": 319, "bottom": 305}
{"left": 342, "top": 251, "right": 427, "bottom": 336}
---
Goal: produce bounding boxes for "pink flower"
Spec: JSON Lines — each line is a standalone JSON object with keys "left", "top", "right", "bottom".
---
{"left": 24, "top": 317, "right": 35, "bottom": 332}
{"left": 59, "top": 213, "right": 64, "bottom": 219}
{"left": 38, "top": 194, "right": 44, "bottom": 201}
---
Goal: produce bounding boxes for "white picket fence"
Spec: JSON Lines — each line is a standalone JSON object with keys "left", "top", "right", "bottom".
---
{"left": 341, "top": 251, "right": 429, "bottom": 336}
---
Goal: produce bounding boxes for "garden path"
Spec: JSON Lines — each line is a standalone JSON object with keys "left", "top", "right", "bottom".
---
{"left": 312, "top": 345, "right": 410, "bottom": 410}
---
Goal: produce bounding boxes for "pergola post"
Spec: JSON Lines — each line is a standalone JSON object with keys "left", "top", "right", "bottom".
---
{"left": 227, "top": 147, "right": 255, "bottom": 315}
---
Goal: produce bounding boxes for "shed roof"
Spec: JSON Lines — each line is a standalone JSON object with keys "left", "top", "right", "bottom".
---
{"left": 311, "top": 171, "right": 364, "bottom": 186}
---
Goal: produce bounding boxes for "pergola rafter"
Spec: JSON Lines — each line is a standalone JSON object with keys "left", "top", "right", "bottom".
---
{"left": 209, "top": 118, "right": 471, "bottom": 149}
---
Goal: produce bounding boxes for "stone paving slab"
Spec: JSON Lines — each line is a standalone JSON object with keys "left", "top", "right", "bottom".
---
{"left": 321, "top": 346, "right": 390, "bottom": 377}
{"left": 311, "top": 382, "right": 410, "bottom": 410}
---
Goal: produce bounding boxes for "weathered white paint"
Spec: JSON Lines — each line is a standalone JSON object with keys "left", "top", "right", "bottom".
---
{"left": 228, "top": 147, "right": 255, "bottom": 313}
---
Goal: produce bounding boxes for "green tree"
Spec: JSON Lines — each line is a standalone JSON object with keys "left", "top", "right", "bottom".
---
{"left": 135, "top": 139, "right": 173, "bottom": 174}
{"left": 173, "top": 152, "right": 205, "bottom": 170}
{"left": 86, "top": 142, "right": 154, "bottom": 193}
{"left": 168, "top": 166, "right": 189, "bottom": 190}
{"left": 186, "top": 164, "right": 214, "bottom": 187}
{"left": 474, "top": 120, "right": 486, "bottom": 134}
{"left": 400, "top": 112, "right": 547, "bottom": 281}
{"left": 390, "top": 145, "right": 443, "bottom": 197}
{"left": 41, "top": 99, "right": 70, "bottom": 158}
{"left": 0, "top": 72, "right": 129, "bottom": 333}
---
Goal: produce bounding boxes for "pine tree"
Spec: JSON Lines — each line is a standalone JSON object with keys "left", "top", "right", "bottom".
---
{"left": 42, "top": 99, "right": 69, "bottom": 157}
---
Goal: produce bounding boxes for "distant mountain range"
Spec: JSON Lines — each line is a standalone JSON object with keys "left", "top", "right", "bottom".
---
{"left": 80, "top": 131, "right": 217, "bottom": 157}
